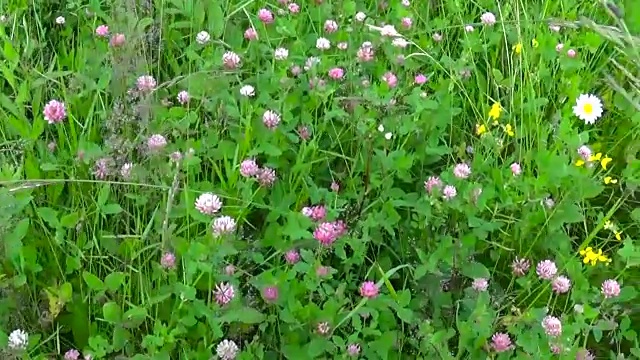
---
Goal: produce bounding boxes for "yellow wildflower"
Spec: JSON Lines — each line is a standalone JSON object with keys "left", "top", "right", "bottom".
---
{"left": 488, "top": 102, "right": 502, "bottom": 120}
{"left": 579, "top": 247, "right": 611, "bottom": 266}
{"left": 600, "top": 155, "right": 612, "bottom": 170}
{"left": 604, "top": 176, "right": 617, "bottom": 185}
{"left": 575, "top": 159, "right": 585, "bottom": 167}
{"left": 513, "top": 43, "right": 523, "bottom": 54}
{"left": 579, "top": 247, "right": 596, "bottom": 265}
{"left": 589, "top": 153, "right": 602, "bottom": 162}
{"left": 476, "top": 123, "right": 487, "bottom": 136}
{"left": 532, "top": 39, "right": 539, "bottom": 48}
{"left": 615, "top": 231, "right": 623, "bottom": 241}
{"left": 504, "top": 124, "right": 515, "bottom": 137}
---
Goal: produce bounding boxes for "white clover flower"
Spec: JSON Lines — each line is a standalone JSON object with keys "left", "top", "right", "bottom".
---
{"left": 392, "top": 38, "right": 408, "bottom": 48}
{"left": 120, "top": 162, "right": 133, "bottom": 179}
{"left": 480, "top": 12, "right": 496, "bottom": 26}
{"left": 239, "top": 85, "right": 255, "bottom": 97}
{"left": 196, "top": 30, "right": 211, "bottom": 44}
{"left": 274, "top": 47, "right": 289, "bottom": 60}
{"left": 316, "top": 37, "right": 331, "bottom": 50}
{"left": 8, "top": 329, "right": 28, "bottom": 350}
{"left": 212, "top": 216, "right": 237, "bottom": 236}
{"left": 384, "top": 132, "right": 392, "bottom": 140}
{"left": 367, "top": 24, "right": 401, "bottom": 37}
{"left": 216, "top": 339, "right": 239, "bottom": 360}
{"left": 377, "top": 124, "right": 385, "bottom": 132}
{"left": 573, "top": 94, "right": 603, "bottom": 125}
{"left": 355, "top": 12, "right": 366, "bottom": 22}
{"left": 55, "top": 16, "right": 65, "bottom": 25}
{"left": 194, "top": 193, "right": 222, "bottom": 215}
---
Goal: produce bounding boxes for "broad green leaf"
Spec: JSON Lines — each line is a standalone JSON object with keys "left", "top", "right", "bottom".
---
{"left": 102, "top": 302, "right": 122, "bottom": 323}
{"left": 101, "top": 203, "right": 123, "bottom": 215}
{"left": 60, "top": 212, "right": 80, "bottom": 228}
{"left": 37, "top": 207, "right": 60, "bottom": 228}
{"left": 104, "top": 272, "right": 126, "bottom": 292}
{"left": 82, "top": 271, "right": 104, "bottom": 291}
{"left": 461, "top": 262, "right": 490, "bottom": 279}
{"left": 218, "top": 306, "right": 265, "bottom": 324}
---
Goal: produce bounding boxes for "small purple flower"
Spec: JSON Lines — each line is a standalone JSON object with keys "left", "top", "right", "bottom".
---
{"left": 147, "top": 134, "right": 167, "bottom": 151}
{"left": 330, "top": 181, "right": 340, "bottom": 192}
{"left": 601, "top": 279, "right": 620, "bottom": 298}
{"left": 302, "top": 205, "right": 326, "bottom": 221}
{"left": 576, "top": 349, "right": 595, "bottom": 360}
{"left": 541, "top": 315, "right": 562, "bottom": 337}
{"left": 510, "top": 162, "right": 522, "bottom": 176}
{"left": 213, "top": 282, "right": 235, "bottom": 305}
{"left": 93, "top": 158, "right": 111, "bottom": 179}
{"left": 491, "top": 332, "right": 512, "bottom": 352}
{"left": 453, "top": 163, "right": 471, "bottom": 179}
{"left": 43, "top": 99, "right": 67, "bottom": 124}
{"left": 551, "top": 276, "right": 571, "bottom": 294}
{"left": 424, "top": 176, "right": 442, "bottom": 194}
{"left": 240, "top": 159, "right": 259, "bottom": 177}
{"left": 359, "top": 281, "right": 379, "bottom": 298}
{"left": 136, "top": 75, "right": 157, "bottom": 92}
{"left": 161, "top": 252, "right": 176, "bottom": 269}
{"left": 346, "top": 343, "right": 361, "bottom": 356}
{"left": 177, "top": 90, "right": 190, "bottom": 104}
{"left": 536, "top": 260, "right": 558, "bottom": 280}
{"left": 256, "top": 167, "right": 277, "bottom": 186}
{"left": 442, "top": 185, "right": 457, "bottom": 200}
{"left": 224, "top": 264, "right": 236, "bottom": 275}
{"left": 472, "top": 278, "right": 489, "bottom": 292}
{"left": 263, "top": 286, "right": 279, "bottom": 302}
{"left": 64, "top": 349, "right": 81, "bottom": 360}
{"left": 511, "top": 257, "right": 530, "bottom": 276}
{"left": 316, "top": 266, "right": 329, "bottom": 277}
{"left": 284, "top": 249, "right": 300, "bottom": 264}
{"left": 262, "top": 110, "right": 281, "bottom": 129}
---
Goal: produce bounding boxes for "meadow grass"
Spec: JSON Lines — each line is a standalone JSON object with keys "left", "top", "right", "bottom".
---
{"left": 0, "top": 0, "right": 639, "bottom": 359}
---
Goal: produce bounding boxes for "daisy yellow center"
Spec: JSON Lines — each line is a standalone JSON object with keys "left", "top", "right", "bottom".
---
{"left": 583, "top": 103, "right": 593, "bottom": 114}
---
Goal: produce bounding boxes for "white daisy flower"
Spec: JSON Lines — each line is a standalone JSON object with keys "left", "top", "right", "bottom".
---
{"left": 573, "top": 94, "right": 603, "bottom": 125}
